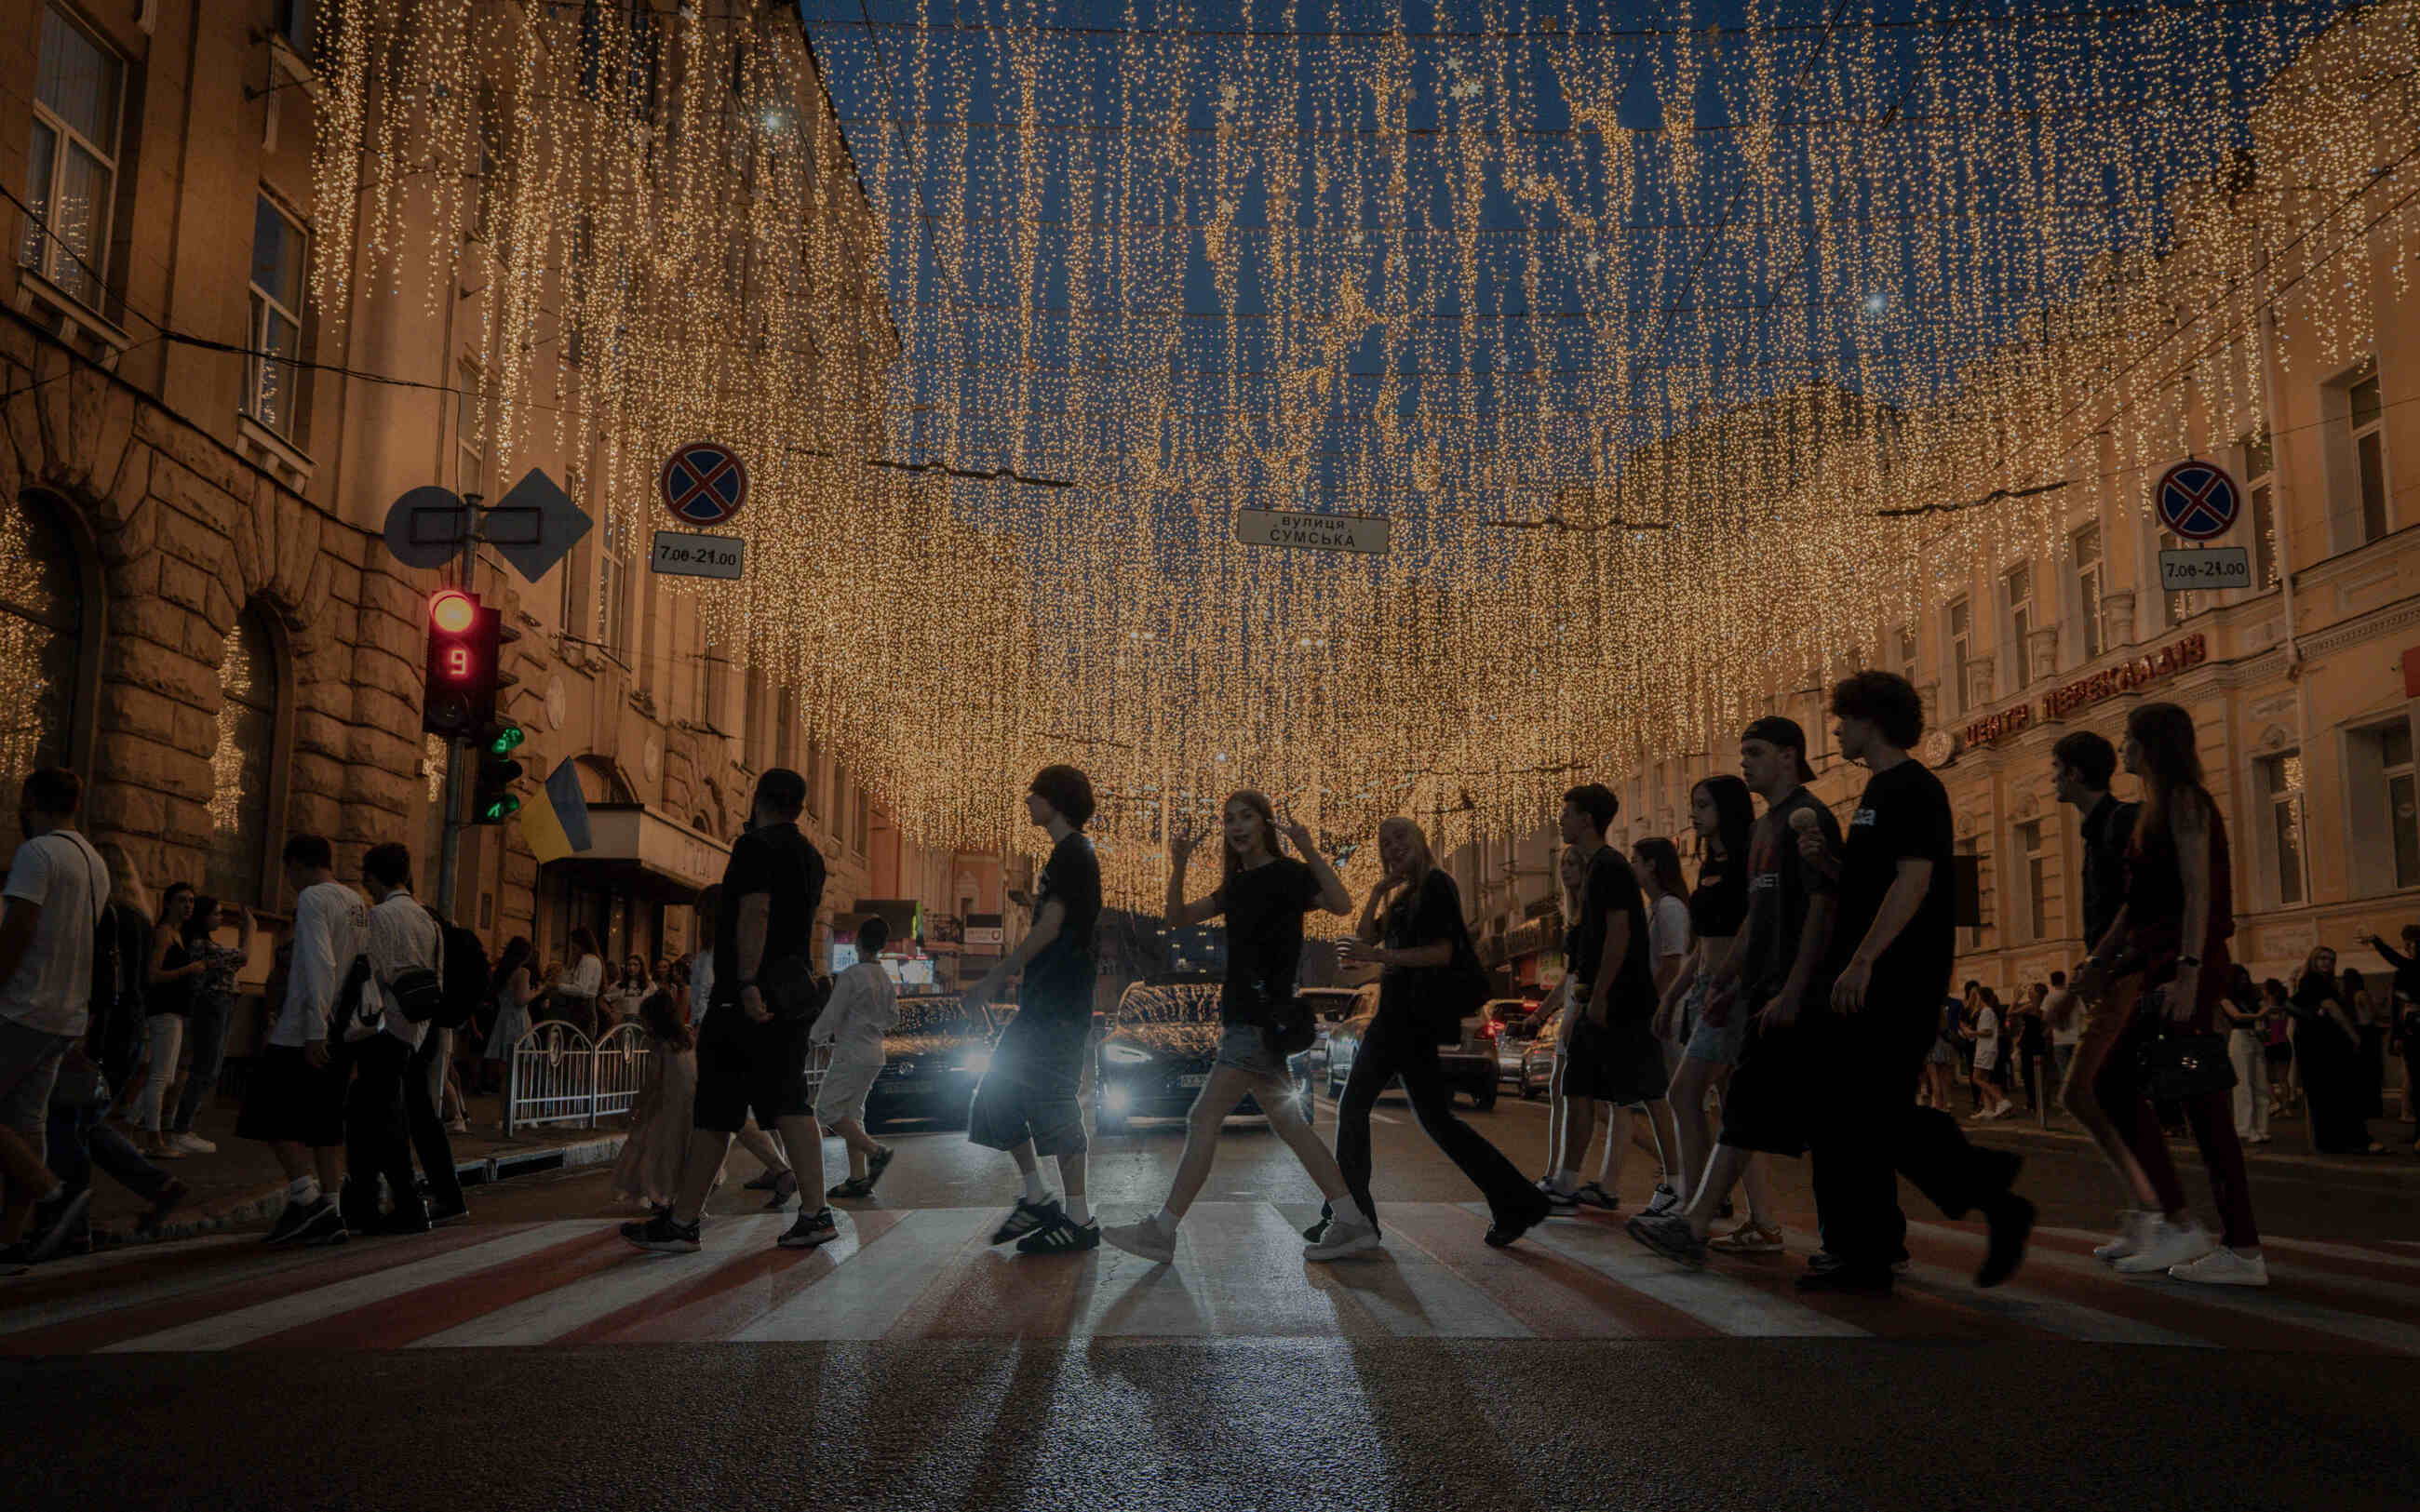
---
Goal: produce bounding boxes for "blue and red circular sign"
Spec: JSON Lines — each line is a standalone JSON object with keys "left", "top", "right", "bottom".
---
{"left": 2152, "top": 459, "right": 2240, "bottom": 542}
{"left": 659, "top": 441, "right": 748, "bottom": 527}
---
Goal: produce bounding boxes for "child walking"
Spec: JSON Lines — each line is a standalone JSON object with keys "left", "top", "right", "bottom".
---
{"left": 609, "top": 991, "right": 709, "bottom": 1212}
{"left": 815, "top": 918, "right": 903, "bottom": 1198}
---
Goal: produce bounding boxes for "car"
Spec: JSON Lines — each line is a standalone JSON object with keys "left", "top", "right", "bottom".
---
{"left": 1297, "top": 986, "right": 1363, "bottom": 1078}
{"left": 860, "top": 996, "right": 1000, "bottom": 1129}
{"left": 1483, "top": 998, "right": 1542, "bottom": 1085}
{"left": 1518, "top": 1013, "right": 1562, "bottom": 1099}
{"left": 1324, "top": 987, "right": 1499, "bottom": 1111}
{"left": 1094, "top": 979, "right": 1313, "bottom": 1133}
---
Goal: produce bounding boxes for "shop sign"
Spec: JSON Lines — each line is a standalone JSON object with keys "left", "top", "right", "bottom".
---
{"left": 1961, "top": 703, "right": 2033, "bottom": 748}
{"left": 1957, "top": 632, "right": 2210, "bottom": 746}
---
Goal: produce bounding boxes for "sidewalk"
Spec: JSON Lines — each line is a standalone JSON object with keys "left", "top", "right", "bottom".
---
{"left": 1957, "top": 1101, "right": 2420, "bottom": 1185}
{"left": 79, "top": 1091, "right": 632, "bottom": 1248}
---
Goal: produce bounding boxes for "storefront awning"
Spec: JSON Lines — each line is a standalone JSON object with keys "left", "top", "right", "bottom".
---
{"left": 543, "top": 803, "right": 732, "bottom": 902}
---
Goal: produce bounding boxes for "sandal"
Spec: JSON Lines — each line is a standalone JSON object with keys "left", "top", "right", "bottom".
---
{"left": 1571, "top": 1182, "right": 1619, "bottom": 1211}
{"left": 864, "top": 1145, "right": 895, "bottom": 1192}
{"left": 827, "top": 1176, "right": 875, "bottom": 1200}
{"left": 761, "top": 1170, "right": 799, "bottom": 1211}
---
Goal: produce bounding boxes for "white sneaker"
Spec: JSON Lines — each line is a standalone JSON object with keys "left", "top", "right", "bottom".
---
{"left": 1101, "top": 1214, "right": 1176, "bottom": 1265}
{"left": 1304, "top": 1213, "right": 1382, "bottom": 1262}
{"left": 2112, "top": 1217, "right": 2214, "bottom": 1275}
{"left": 2168, "top": 1247, "right": 2268, "bottom": 1288}
{"left": 2092, "top": 1211, "right": 2151, "bottom": 1264}
{"left": 169, "top": 1132, "right": 217, "bottom": 1154}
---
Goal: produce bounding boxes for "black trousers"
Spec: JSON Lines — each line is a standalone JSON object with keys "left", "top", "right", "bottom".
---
{"left": 1337, "top": 1008, "right": 1537, "bottom": 1229}
{"left": 406, "top": 1031, "right": 464, "bottom": 1215}
{"left": 342, "top": 1035, "right": 427, "bottom": 1228}
{"left": 1805, "top": 984, "right": 2021, "bottom": 1272}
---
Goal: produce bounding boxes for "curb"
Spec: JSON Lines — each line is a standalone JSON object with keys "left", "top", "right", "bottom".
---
{"left": 1969, "top": 1117, "right": 2420, "bottom": 1186}
{"left": 98, "top": 1133, "right": 629, "bottom": 1248}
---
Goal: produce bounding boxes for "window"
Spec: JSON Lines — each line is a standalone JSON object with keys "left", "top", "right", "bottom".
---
{"left": 625, "top": 1, "right": 662, "bottom": 116}
{"left": 1957, "top": 836, "right": 1985, "bottom": 951}
{"left": 2258, "top": 752, "right": 2306, "bottom": 908}
{"left": 2003, "top": 565, "right": 2035, "bottom": 689}
{"left": 247, "top": 197, "right": 308, "bottom": 441}
{"left": 1896, "top": 624, "right": 1916, "bottom": 678}
{"left": 0, "top": 491, "right": 87, "bottom": 810}
{"left": 2346, "top": 720, "right": 2420, "bottom": 895}
{"left": 2242, "top": 431, "right": 2279, "bottom": 591}
{"left": 2386, "top": 722, "right": 2419, "bottom": 890}
{"left": 20, "top": 6, "right": 124, "bottom": 309}
{"left": 206, "top": 608, "right": 281, "bottom": 908}
{"left": 276, "top": 0, "right": 316, "bottom": 53}
{"left": 2350, "top": 374, "right": 2388, "bottom": 543}
{"left": 2072, "top": 525, "right": 2104, "bottom": 660}
{"left": 577, "top": 0, "right": 608, "bottom": 100}
{"left": 2015, "top": 820, "right": 2048, "bottom": 943}
{"left": 1946, "top": 597, "right": 1972, "bottom": 716}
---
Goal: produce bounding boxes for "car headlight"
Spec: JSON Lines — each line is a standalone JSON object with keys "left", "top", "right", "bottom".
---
{"left": 956, "top": 1050, "right": 992, "bottom": 1074}
{"left": 1102, "top": 1086, "right": 1133, "bottom": 1112}
{"left": 1102, "top": 1044, "right": 1151, "bottom": 1065}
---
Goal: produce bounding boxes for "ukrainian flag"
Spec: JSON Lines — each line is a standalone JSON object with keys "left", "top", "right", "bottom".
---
{"left": 518, "top": 757, "right": 593, "bottom": 864}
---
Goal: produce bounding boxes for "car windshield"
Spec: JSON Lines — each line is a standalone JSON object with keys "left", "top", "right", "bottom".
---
{"left": 893, "top": 997, "right": 989, "bottom": 1039}
{"left": 1114, "top": 983, "right": 1223, "bottom": 1027}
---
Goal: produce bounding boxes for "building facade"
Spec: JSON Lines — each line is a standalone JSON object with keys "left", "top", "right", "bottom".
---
{"left": 0, "top": 2, "right": 996, "bottom": 1014}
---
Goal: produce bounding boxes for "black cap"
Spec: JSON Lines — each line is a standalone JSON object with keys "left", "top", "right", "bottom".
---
{"left": 1741, "top": 716, "right": 1818, "bottom": 783}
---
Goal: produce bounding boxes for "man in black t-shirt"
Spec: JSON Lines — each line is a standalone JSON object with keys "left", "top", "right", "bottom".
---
{"left": 624, "top": 768, "right": 833, "bottom": 1256}
{"left": 963, "top": 765, "right": 1105, "bottom": 1254}
{"left": 1798, "top": 673, "right": 2031, "bottom": 1294}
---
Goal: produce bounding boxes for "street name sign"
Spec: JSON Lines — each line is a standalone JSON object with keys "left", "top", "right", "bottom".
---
{"left": 2159, "top": 546, "right": 2251, "bottom": 592}
{"left": 660, "top": 441, "right": 749, "bottom": 527}
{"left": 651, "top": 529, "right": 746, "bottom": 580}
{"left": 1233, "top": 507, "right": 1392, "bottom": 555}
{"left": 2152, "top": 459, "right": 2241, "bottom": 542}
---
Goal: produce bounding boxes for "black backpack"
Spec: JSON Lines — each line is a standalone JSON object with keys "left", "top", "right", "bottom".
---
{"left": 431, "top": 918, "right": 490, "bottom": 1030}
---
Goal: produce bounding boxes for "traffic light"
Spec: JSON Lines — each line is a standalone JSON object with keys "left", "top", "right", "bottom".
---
{"left": 422, "top": 589, "right": 501, "bottom": 737}
{"left": 471, "top": 720, "right": 525, "bottom": 824}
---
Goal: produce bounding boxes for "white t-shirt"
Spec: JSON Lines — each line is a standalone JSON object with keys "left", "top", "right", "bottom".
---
{"left": 690, "top": 950, "right": 715, "bottom": 1022}
{"left": 1647, "top": 893, "right": 1690, "bottom": 967}
{"left": 0, "top": 827, "right": 110, "bottom": 1036}
{"left": 354, "top": 888, "right": 437, "bottom": 1049}
{"left": 273, "top": 879, "right": 370, "bottom": 1048}
{"left": 559, "top": 955, "right": 603, "bottom": 1004}
{"left": 1971, "top": 1005, "right": 2001, "bottom": 1068}
{"left": 811, "top": 961, "right": 899, "bottom": 1067}
{"left": 2045, "top": 988, "right": 2082, "bottom": 1049}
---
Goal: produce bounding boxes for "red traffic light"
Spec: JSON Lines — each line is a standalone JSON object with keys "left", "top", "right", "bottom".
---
{"left": 429, "top": 589, "right": 478, "bottom": 635}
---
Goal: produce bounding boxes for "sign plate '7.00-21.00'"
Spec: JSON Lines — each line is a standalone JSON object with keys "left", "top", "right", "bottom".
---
{"left": 651, "top": 529, "right": 744, "bottom": 580}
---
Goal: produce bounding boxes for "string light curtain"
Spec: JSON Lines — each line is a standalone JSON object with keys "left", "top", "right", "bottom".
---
{"left": 311, "top": 0, "right": 2420, "bottom": 904}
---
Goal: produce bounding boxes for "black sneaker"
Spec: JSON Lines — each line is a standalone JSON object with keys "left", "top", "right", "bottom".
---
{"left": 290, "top": 1198, "right": 348, "bottom": 1247}
{"left": 25, "top": 1187, "right": 91, "bottom": 1264}
{"left": 264, "top": 1195, "right": 318, "bottom": 1246}
{"left": 1016, "top": 1212, "right": 1102, "bottom": 1254}
{"left": 620, "top": 1211, "right": 703, "bottom": 1254}
{"left": 1486, "top": 1195, "right": 1555, "bottom": 1250}
{"left": 989, "top": 1197, "right": 1061, "bottom": 1245}
{"left": 864, "top": 1145, "right": 896, "bottom": 1192}
{"left": 762, "top": 1170, "right": 800, "bottom": 1212}
{"left": 1796, "top": 1264, "right": 1894, "bottom": 1296}
{"left": 1303, "top": 1200, "right": 1335, "bottom": 1243}
{"left": 1977, "top": 1194, "right": 2036, "bottom": 1290}
{"left": 744, "top": 1169, "right": 784, "bottom": 1191}
{"left": 1571, "top": 1182, "right": 1619, "bottom": 1212}
{"left": 1625, "top": 1211, "right": 1707, "bottom": 1268}
{"left": 1542, "top": 1186, "right": 1581, "bottom": 1214}
{"left": 778, "top": 1208, "right": 840, "bottom": 1250}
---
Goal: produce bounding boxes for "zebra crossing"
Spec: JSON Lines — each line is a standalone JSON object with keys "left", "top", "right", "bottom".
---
{"left": 4, "top": 1205, "right": 2415, "bottom": 1356}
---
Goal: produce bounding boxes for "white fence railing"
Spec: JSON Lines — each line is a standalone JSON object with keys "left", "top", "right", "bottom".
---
{"left": 504, "top": 1019, "right": 656, "bottom": 1135}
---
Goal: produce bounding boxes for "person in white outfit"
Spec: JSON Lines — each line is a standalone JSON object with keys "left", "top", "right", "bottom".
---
{"left": 813, "top": 918, "right": 902, "bottom": 1198}
{"left": 2222, "top": 966, "right": 2270, "bottom": 1144}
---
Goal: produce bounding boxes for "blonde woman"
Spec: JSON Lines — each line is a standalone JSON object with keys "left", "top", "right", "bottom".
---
{"left": 1337, "top": 818, "right": 1551, "bottom": 1249}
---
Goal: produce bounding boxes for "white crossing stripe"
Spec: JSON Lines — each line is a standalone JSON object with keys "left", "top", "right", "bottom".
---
{"left": 411, "top": 1215, "right": 788, "bottom": 1347}
{"left": 732, "top": 1208, "right": 999, "bottom": 1341}
{"left": 1507, "top": 1210, "right": 1870, "bottom": 1338}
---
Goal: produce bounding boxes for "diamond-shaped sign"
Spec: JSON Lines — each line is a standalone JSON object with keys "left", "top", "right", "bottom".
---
{"left": 488, "top": 467, "right": 591, "bottom": 584}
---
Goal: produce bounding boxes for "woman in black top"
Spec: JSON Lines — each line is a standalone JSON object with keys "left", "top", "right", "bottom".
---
{"left": 1337, "top": 818, "right": 1552, "bottom": 1250}
{"left": 1651, "top": 776, "right": 1777, "bottom": 1239}
{"left": 1102, "top": 791, "right": 1365, "bottom": 1265}
{"left": 2340, "top": 969, "right": 2387, "bottom": 1122}
{"left": 2290, "top": 949, "right": 2378, "bottom": 1154}
{"left": 132, "top": 882, "right": 207, "bottom": 1157}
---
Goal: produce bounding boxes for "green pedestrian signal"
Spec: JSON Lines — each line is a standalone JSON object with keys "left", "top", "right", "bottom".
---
{"left": 471, "top": 719, "right": 525, "bottom": 825}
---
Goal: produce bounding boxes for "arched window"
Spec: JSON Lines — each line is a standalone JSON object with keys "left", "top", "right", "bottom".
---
{"left": 205, "top": 606, "right": 280, "bottom": 906}
{"left": 0, "top": 490, "right": 91, "bottom": 811}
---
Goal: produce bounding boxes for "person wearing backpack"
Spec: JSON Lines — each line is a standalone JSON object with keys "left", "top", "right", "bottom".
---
{"left": 337, "top": 842, "right": 444, "bottom": 1237}
{"left": 0, "top": 769, "right": 115, "bottom": 1272}
{"left": 405, "top": 908, "right": 485, "bottom": 1224}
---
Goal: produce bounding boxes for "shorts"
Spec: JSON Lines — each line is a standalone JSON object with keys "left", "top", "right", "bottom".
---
{"left": 0, "top": 1017, "right": 73, "bottom": 1144}
{"left": 1928, "top": 1038, "right": 1957, "bottom": 1066}
{"left": 967, "top": 1010, "right": 1089, "bottom": 1157}
{"left": 1564, "top": 1015, "right": 1670, "bottom": 1104}
{"left": 1972, "top": 1044, "right": 2000, "bottom": 1073}
{"left": 235, "top": 1043, "right": 348, "bottom": 1148}
{"left": 815, "top": 1053, "right": 881, "bottom": 1127}
{"left": 1716, "top": 1011, "right": 1815, "bottom": 1157}
{"left": 692, "top": 1008, "right": 815, "bottom": 1133}
{"left": 1214, "top": 1023, "right": 1290, "bottom": 1079}
{"left": 1684, "top": 981, "right": 1752, "bottom": 1066}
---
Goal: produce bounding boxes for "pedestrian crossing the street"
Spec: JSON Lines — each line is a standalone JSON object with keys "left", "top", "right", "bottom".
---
{"left": 5, "top": 1206, "right": 2415, "bottom": 1356}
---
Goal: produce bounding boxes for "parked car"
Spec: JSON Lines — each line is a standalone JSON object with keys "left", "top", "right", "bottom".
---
{"left": 1518, "top": 1012, "right": 1563, "bottom": 1099}
{"left": 1298, "top": 986, "right": 1363, "bottom": 1079}
{"left": 1483, "top": 998, "right": 1540, "bottom": 1085}
{"left": 1324, "top": 987, "right": 1499, "bottom": 1110}
{"left": 862, "top": 995, "right": 998, "bottom": 1128}
{"left": 1094, "top": 979, "right": 1313, "bottom": 1133}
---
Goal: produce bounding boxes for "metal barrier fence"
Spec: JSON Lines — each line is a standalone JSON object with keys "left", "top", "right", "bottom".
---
{"left": 504, "top": 1019, "right": 656, "bottom": 1135}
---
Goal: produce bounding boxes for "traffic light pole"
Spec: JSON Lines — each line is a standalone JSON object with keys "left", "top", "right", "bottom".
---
{"left": 434, "top": 496, "right": 482, "bottom": 924}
